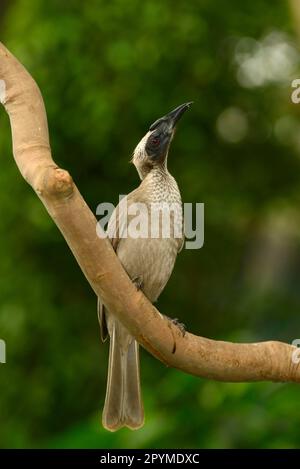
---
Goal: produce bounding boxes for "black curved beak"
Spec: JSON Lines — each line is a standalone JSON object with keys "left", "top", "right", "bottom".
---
{"left": 149, "top": 102, "right": 193, "bottom": 132}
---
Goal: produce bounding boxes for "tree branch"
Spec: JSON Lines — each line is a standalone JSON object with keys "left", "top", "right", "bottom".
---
{"left": 1, "top": 41, "right": 300, "bottom": 383}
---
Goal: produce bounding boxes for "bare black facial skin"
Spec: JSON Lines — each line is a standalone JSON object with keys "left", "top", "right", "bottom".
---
{"left": 145, "top": 103, "right": 192, "bottom": 161}
{"left": 145, "top": 125, "right": 171, "bottom": 161}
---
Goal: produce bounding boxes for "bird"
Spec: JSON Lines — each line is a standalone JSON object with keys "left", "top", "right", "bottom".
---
{"left": 98, "top": 102, "right": 192, "bottom": 431}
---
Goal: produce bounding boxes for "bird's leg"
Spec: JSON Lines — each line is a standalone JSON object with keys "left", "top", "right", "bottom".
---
{"left": 132, "top": 276, "right": 144, "bottom": 291}
{"left": 164, "top": 315, "right": 186, "bottom": 337}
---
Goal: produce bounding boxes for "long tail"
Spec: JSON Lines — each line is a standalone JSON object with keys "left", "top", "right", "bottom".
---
{"left": 102, "top": 322, "right": 144, "bottom": 431}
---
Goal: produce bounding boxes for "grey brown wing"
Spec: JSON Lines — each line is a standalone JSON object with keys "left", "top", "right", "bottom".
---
{"left": 97, "top": 192, "right": 137, "bottom": 340}
{"left": 97, "top": 297, "right": 108, "bottom": 342}
{"left": 106, "top": 190, "right": 141, "bottom": 250}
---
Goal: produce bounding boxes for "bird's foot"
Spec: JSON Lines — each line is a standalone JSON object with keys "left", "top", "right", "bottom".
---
{"left": 172, "top": 318, "right": 186, "bottom": 337}
{"left": 132, "top": 276, "right": 144, "bottom": 291}
{"left": 165, "top": 315, "right": 186, "bottom": 337}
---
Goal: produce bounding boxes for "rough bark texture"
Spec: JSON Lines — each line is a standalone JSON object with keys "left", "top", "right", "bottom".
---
{"left": 1, "top": 41, "right": 300, "bottom": 383}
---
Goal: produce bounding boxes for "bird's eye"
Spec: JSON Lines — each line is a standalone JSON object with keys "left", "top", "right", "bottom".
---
{"left": 151, "top": 137, "right": 160, "bottom": 146}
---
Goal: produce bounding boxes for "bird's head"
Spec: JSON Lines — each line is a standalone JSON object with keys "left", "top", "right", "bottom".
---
{"left": 132, "top": 102, "right": 192, "bottom": 179}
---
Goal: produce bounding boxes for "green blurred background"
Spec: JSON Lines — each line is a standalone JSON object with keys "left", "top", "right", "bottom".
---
{"left": 1, "top": 0, "right": 300, "bottom": 449}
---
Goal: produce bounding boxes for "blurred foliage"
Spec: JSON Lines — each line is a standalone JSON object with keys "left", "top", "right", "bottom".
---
{"left": 1, "top": 0, "right": 300, "bottom": 449}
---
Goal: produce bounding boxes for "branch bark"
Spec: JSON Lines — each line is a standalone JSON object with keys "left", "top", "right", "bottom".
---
{"left": 1, "top": 41, "right": 300, "bottom": 383}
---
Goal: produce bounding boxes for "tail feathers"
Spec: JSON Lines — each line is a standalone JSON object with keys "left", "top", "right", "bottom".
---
{"left": 123, "top": 340, "right": 144, "bottom": 429}
{"left": 102, "top": 326, "right": 144, "bottom": 431}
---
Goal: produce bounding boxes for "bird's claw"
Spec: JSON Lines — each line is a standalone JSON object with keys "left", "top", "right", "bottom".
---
{"left": 172, "top": 318, "right": 186, "bottom": 337}
{"left": 132, "top": 276, "right": 144, "bottom": 291}
{"left": 164, "top": 315, "right": 186, "bottom": 336}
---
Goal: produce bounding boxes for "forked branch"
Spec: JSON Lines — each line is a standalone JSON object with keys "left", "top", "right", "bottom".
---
{"left": 1, "top": 41, "right": 299, "bottom": 383}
